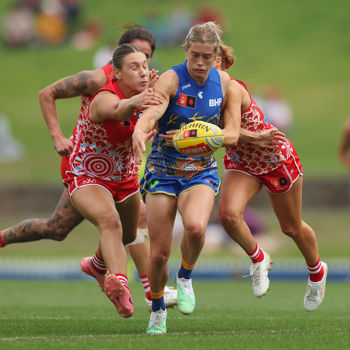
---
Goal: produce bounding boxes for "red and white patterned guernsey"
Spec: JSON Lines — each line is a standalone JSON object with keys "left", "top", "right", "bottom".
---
{"left": 68, "top": 76, "right": 141, "bottom": 183}
{"left": 224, "top": 79, "right": 293, "bottom": 175}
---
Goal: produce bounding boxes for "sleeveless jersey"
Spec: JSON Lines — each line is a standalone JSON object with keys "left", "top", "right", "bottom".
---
{"left": 224, "top": 79, "right": 293, "bottom": 175}
{"left": 146, "top": 61, "right": 224, "bottom": 179}
{"left": 70, "top": 64, "right": 114, "bottom": 147}
{"left": 68, "top": 78, "right": 141, "bottom": 182}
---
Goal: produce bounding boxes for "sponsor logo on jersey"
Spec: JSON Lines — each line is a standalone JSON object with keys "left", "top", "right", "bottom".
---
{"left": 209, "top": 98, "right": 222, "bottom": 107}
{"left": 182, "top": 83, "right": 191, "bottom": 90}
{"left": 177, "top": 93, "right": 196, "bottom": 108}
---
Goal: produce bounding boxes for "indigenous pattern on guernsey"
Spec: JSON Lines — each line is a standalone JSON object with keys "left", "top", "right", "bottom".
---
{"left": 224, "top": 79, "right": 293, "bottom": 176}
{"left": 145, "top": 61, "right": 224, "bottom": 180}
{"left": 68, "top": 77, "right": 141, "bottom": 182}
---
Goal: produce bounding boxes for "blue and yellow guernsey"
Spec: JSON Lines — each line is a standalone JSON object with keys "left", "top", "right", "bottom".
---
{"left": 145, "top": 61, "right": 224, "bottom": 180}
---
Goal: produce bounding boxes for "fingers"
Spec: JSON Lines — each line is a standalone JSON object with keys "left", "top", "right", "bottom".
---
{"left": 133, "top": 141, "right": 145, "bottom": 162}
{"left": 145, "top": 129, "right": 157, "bottom": 142}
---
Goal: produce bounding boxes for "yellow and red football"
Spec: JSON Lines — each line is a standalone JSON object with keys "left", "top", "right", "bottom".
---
{"left": 173, "top": 121, "right": 224, "bottom": 157}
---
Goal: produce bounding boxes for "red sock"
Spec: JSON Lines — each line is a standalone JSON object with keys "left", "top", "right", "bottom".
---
{"left": 307, "top": 258, "right": 324, "bottom": 282}
{"left": 248, "top": 243, "right": 264, "bottom": 263}
{"left": 140, "top": 274, "right": 151, "bottom": 301}
{"left": 116, "top": 273, "right": 129, "bottom": 291}
{"left": 0, "top": 231, "right": 5, "bottom": 247}
{"left": 91, "top": 253, "right": 107, "bottom": 274}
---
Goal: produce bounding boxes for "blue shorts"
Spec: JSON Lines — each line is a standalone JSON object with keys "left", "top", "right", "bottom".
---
{"left": 140, "top": 169, "right": 221, "bottom": 199}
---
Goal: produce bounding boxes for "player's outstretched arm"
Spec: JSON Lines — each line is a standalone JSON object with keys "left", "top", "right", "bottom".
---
{"left": 38, "top": 68, "right": 107, "bottom": 156}
{"left": 133, "top": 70, "right": 178, "bottom": 161}
{"left": 89, "top": 88, "right": 163, "bottom": 123}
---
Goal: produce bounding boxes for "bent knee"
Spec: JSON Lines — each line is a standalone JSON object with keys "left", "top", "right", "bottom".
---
{"left": 219, "top": 209, "right": 244, "bottom": 229}
{"left": 46, "top": 218, "right": 78, "bottom": 241}
{"left": 280, "top": 223, "right": 302, "bottom": 238}
{"left": 97, "top": 214, "right": 122, "bottom": 231}
{"left": 184, "top": 223, "right": 206, "bottom": 242}
{"left": 151, "top": 251, "right": 170, "bottom": 268}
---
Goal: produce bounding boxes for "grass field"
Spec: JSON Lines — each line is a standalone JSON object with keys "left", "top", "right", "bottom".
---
{"left": 0, "top": 280, "right": 349, "bottom": 349}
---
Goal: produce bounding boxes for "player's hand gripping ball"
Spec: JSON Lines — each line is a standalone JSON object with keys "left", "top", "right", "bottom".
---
{"left": 173, "top": 121, "right": 224, "bottom": 156}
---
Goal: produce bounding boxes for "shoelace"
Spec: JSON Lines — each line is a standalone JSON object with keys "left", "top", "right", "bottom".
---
{"left": 306, "top": 286, "right": 321, "bottom": 301}
{"left": 250, "top": 263, "right": 266, "bottom": 281}
{"left": 179, "top": 278, "right": 193, "bottom": 295}
{"left": 150, "top": 310, "right": 165, "bottom": 327}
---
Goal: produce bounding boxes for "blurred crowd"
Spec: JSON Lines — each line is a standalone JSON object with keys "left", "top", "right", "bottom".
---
{"left": 1, "top": 0, "right": 102, "bottom": 48}
{"left": 138, "top": 2, "right": 225, "bottom": 47}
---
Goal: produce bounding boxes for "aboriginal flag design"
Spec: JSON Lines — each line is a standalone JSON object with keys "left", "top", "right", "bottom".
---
{"left": 176, "top": 93, "right": 196, "bottom": 108}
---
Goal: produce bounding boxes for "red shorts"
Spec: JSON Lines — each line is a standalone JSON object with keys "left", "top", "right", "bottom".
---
{"left": 61, "top": 155, "right": 70, "bottom": 180}
{"left": 225, "top": 153, "right": 303, "bottom": 194}
{"left": 64, "top": 174, "right": 140, "bottom": 203}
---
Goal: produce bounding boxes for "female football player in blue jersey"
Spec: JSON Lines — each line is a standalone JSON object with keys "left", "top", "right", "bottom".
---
{"left": 132, "top": 21, "right": 242, "bottom": 334}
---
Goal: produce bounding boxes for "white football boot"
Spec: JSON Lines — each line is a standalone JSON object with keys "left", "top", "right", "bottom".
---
{"left": 304, "top": 262, "right": 328, "bottom": 312}
{"left": 250, "top": 250, "right": 272, "bottom": 297}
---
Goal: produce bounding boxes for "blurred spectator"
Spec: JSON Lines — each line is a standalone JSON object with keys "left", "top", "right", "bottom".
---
{"left": 2, "top": 2, "right": 36, "bottom": 48}
{"left": 35, "top": 0, "right": 68, "bottom": 45}
{"left": 258, "top": 83, "right": 294, "bottom": 133}
{"left": 163, "top": 3, "right": 193, "bottom": 46}
{"left": 138, "top": 4, "right": 193, "bottom": 47}
{"left": 138, "top": 8, "right": 167, "bottom": 46}
{"left": 194, "top": 2, "right": 225, "bottom": 28}
{"left": 0, "top": 114, "right": 25, "bottom": 162}
{"left": 2, "top": 0, "right": 82, "bottom": 48}
{"left": 70, "top": 19, "right": 102, "bottom": 50}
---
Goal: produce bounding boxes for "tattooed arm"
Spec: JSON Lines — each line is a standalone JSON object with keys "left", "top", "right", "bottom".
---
{"left": 38, "top": 68, "right": 107, "bottom": 156}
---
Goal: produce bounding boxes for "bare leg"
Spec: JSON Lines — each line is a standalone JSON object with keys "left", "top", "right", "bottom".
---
{"left": 146, "top": 193, "right": 177, "bottom": 293}
{"left": 128, "top": 242, "right": 150, "bottom": 276}
{"left": 127, "top": 200, "right": 149, "bottom": 275}
{"left": 219, "top": 171, "right": 263, "bottom": 253}
{"left": 1, "top": 189, "right": 83, "bottom": 245}
{"left": 269, "top": 177, "right": 320, "bottom": 265}
{"left": 72, "top": 186, "right": 128, "bottom": 274}
{"left": 177, "top": 186, "right": 215, "bottom": 265}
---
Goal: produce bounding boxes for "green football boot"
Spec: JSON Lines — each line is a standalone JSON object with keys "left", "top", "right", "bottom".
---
{"left": 146, "top": 309, "right": 167, "bottom": 335}
{"left": 176, "top": 274, "right": 196, "bottom": 315}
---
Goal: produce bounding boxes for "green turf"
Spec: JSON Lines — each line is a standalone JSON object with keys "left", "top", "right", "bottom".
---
{"left": 0, "top": 280, "right": 348, "bottom": 349}
{"left": 0, "top": 0, "right": 350, "bottom": 185}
